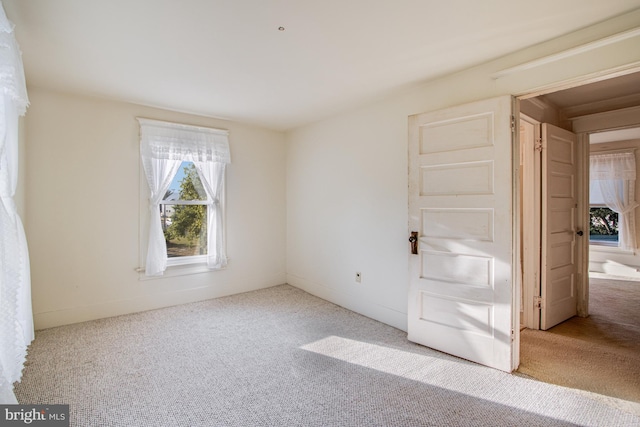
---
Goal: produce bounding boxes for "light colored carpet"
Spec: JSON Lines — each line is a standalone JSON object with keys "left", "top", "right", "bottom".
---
{"left": 519, "top": 276, "right": 640, "bottom": 405}
{"left": 15, "top": 285, "right": 640, "bottom": 426}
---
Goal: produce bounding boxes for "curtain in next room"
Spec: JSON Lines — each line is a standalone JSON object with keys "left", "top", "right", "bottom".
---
{"left": 590, "top": 151, "right": 638, "bottom": 251}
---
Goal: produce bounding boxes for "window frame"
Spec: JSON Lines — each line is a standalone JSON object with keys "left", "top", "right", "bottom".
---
{"left": 137, "top": 118, "right": 230, "bottom": 278}
{"left": 161, "top": 202, "right": 210, "bottom": 267}
{"left": 160, "top": 161, "right": 213, "bottom": 267}
{"left": 160, "top": 190, "right": 227, "bottom": 269}
{"left": 588, "top": 149, "right": 637, "bottom": 252}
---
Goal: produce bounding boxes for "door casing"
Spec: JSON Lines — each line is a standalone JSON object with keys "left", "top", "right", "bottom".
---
{"left": 517, "top": 68, "right": 640, "bottom": 325}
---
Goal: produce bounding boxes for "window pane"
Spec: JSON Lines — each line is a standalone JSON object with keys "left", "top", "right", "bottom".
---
{"left": 162, "top": 204, "right": 208, "bottom": 257}
{"left": 589, "top": 207, "right": 618, "bottom": 244}
{"left": 163, "top": 161, "right": 207, "bottom": 201}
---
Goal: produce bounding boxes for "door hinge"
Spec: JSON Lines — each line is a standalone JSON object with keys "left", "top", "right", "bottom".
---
{"left": 511, "top": 329, "right": 515, "bottom": 342}
{"left": 534, "top": 137, "right": 543, "bottom": 152}
{"left": 534, "top": 296, "right": 543, "bottom": 309}
{"left": 511, "top": 115, "right": 516, "bottom": 133}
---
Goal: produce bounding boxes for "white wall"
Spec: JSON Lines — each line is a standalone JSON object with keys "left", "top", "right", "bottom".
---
{"left": 589, "top": 138, "right": 640, "bottom": 278}
{"left": 286, "top": 10, "right": 640, "bottom": 331}
{"left": 25, "top": 87, "right": 287, "bottom": 329}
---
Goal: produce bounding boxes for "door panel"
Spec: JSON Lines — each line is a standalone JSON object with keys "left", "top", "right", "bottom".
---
{"left": 408, "top": 96, "right": 515, "bottom": 372}
{"left": 541, "top": 123, "right": 578, "bottom": 330}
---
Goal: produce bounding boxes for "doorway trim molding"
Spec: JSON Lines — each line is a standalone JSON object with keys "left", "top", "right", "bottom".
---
{"left": 515, "top": 64, "right": 640, "bottom": 101}
{"left": 491, "top": 28, "right": 640, "bottom": 81}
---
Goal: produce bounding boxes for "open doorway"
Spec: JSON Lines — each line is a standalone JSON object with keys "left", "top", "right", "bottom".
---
{"left": 517, "top": 71, "right": 640, "bottom": 403}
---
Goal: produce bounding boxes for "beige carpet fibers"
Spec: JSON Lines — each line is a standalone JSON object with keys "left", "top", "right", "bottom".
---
{"left": 519, "top": 276, "right": 640, "bottom": 405}
{"left": 14, "top": 285, "right": 640, "bottom": 426}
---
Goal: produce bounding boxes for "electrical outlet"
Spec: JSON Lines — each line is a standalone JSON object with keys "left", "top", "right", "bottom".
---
{"left": 355, "top": 272, "right": 362, "bottom": 283}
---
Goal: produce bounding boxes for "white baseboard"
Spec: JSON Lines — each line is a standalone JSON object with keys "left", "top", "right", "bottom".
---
{"left": 286, "top": 273, "right": 407, "bottom": 332}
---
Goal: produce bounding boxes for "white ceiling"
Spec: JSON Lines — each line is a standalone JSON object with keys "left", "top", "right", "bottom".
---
{"left": 4, "top": 0, "right": 640, "bottom": 131}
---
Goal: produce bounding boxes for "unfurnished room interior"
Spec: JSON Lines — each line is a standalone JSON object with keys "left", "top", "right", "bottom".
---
{"left": 1, "top": 1, "right": 640, "bottom": 426}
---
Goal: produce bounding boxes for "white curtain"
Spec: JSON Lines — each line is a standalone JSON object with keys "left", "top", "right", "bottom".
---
{"left": 140, "top": 156, "right": 182, "bottom": 276}
{"left": 139, "top": 119, "right": 230, "bottom": 276}
{"left": 0, "top": 3, "right": 32, "bottom": 404}
{"left": 590, "top": 152, "right": 638, "bottom": 251}
{"left": 193, "top": 161, "right": 227, "bottom": 269}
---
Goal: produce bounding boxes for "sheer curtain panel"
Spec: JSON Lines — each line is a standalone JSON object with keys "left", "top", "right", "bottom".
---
{"left": 140, "top": 156, "right": 182, "bottom": 276}
{"left": 0, "top": 2, "right": 32, "bottom": 404}
{"left": 139, "top": 119, "right": 230, "bottom": 276}
{"left": 590, "top": 152, "right": 638, "bottom": 251}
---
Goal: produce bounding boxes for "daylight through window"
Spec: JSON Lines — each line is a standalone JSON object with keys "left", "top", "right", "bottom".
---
{"left": 161, "top": 161, "right": 209, "bottom": 258}
{"left": 589, "top": 206, "right": 619, "bottom": 245}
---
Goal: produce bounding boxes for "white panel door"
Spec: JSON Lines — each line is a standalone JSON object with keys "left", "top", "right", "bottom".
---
{"left": 408, "top": 96, "right": 515, "bottom": 373}
{"left": 541, "top": 123, "right": 578, "bottom": 330}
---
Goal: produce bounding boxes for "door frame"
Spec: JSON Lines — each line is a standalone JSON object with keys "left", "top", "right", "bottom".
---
{"left": 517, "top": 66, "right": 640, "bottom": 329}
{"left": 519, "top": 114, "right": 542, "bottom": 330}
{"left": 406, "top": 65, "right": 640, "bottom": 370}
{"left": 517, "top": 102, "right": 590, "bottom": 329}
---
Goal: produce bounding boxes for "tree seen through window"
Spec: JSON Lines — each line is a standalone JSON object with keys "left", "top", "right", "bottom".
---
{"left": 589, "top": 206, "right": 618, "bottom": 244}
{"left": 161, "top": 162, "right": 208, "bottom": 257}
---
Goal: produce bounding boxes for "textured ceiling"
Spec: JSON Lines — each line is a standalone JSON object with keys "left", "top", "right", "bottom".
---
{"left": 4, "top": 0, "right": 640, "bottom": 130}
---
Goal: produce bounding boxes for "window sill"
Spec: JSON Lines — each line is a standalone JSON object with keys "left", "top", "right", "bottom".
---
{"left": 589, "top": 243, "right": 634, "bottom": 255}
{"left": 167, "top": 254, "right": 207, "bottom": 267}
{"left": 137, "top": 259, "right": 225, "bottom": 281}
{"left": 589, "top": 240, "right": 618, "bottom": 247}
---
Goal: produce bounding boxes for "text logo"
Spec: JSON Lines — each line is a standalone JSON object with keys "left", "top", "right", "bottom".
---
{"left": 1, "top": 405, "right": 69, "bottom": 427}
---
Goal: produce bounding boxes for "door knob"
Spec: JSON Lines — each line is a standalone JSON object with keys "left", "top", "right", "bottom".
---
{"left": 576, "top": 230, "right": 584, "bottom": 236}
{"left": 409, "top": 231, "right": 418, "bottom": 254}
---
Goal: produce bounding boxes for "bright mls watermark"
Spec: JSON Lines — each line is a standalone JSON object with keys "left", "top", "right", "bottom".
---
{"left": 1, "top": 405, "right": 69, "bottom": 426}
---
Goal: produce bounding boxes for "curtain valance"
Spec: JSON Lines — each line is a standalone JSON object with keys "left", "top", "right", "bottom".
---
{"left": 590, "top": 152, "right": 636, "bottom": 181}
{"left": 138, "top": 118, "right": 230, "bottom": 163}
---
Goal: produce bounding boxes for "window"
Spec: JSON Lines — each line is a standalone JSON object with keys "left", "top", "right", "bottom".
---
{"left": 589, "top": 152, "right": 637, "bottom": 251}
{"left": 139, "top": 119, "right": 230, "bottom": 276}
{"left": 589, "top": 206, "right": 618, "bottom": 245}
{"left": 161, "top": 161, "right": 209, "bottom": 260}
{"left": 589, "top": 174, "right": 619, "bottom": 245}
